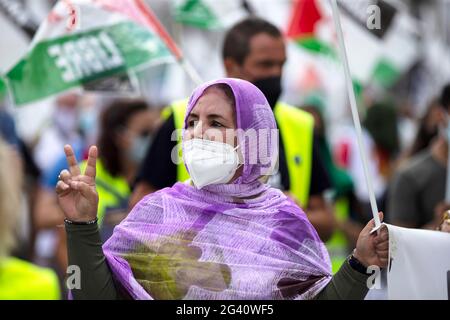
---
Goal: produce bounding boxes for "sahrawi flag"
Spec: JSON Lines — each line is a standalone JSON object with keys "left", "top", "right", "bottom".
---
{"left": 286, "top": 0, "right": 336, "bottom": 57}
{"left": 286, "top": 0, "right": 419, "bottom": 88}
{"left": 3, "top": 0, "right": 175, "bottom": 106}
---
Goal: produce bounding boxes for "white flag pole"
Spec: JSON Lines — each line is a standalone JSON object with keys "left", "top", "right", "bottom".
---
{"left": 135, "top": 0, "right": 203, "bottom": 86}
{"left": 180, "top": 58, "right": 203, "bottom": 87}
{"left": 330, "top": 0, "right": 381, "bottom": 229}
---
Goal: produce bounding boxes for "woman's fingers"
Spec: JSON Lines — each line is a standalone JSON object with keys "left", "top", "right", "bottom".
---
{"left": 362, "top": 217, "right": 376, "bottom": 235}
{"left": 376, "top": 240, "right": 389, "bottom": 251}
{"left": 374, "top": 226, "right": 389, "bottom": 253}
{"left": 78, "top": 182, "right": 95, "bottom": 200}
{"left": 57, "top": 176, "right": 96, "bottom": 204}
{"left": 375, "top": 225, "right": 389, "bottom": 267}
{"left": 378, "top": 227, "right": 389, "bottom": 242}
{"left": 378, "top": 257, "right": 389, "bottom": 268}
{"left": 56, "top": 180, "right": 70, "bottom": 196}
{"left": 59, "top": 169, "right": 72, "bottom": 184}
{"left": 64, "top": 145, "right": 81, "bottom": 176}
{"left": 69, "top": 181, "right": 96, "bottom": 201}
{"left": 377, "top": 237, "right": 389, "bottom": 265}
{"left": 377, "top": 252, "right": 389, "bottom": 262}
{"left": 84, "top": 146, "right": 98, "bottom": 179}
{"left": 362, "top": 212, "right": 385, "bottom": 236}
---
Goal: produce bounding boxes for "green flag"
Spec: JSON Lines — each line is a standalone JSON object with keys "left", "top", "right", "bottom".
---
{"left": 5, "top": 0, "right": 174, "bottom": 106}
{"left": 173, "top": 0, "right": 247, "bottom": 30}
{"left": 0, "top": 77, "right": 6, "bottom": 100}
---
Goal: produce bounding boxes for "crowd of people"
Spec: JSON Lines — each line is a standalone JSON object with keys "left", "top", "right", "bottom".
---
{"left": 0, "top": 16, "right": 449, "bottom": 300}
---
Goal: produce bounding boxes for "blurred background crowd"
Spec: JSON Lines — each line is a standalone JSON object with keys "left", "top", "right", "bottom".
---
{"left": 0, "top": 0, "right": 449, "bottom": 299}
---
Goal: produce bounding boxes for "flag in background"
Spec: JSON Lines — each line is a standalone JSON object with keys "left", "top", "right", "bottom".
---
{"left": 0, "top": 77, "right": 6, "bottom": 100}
{"left": 0, "top": 0, "right": 39, "bottom": 39}
{"left": 4, "top": 0, "right": 175, "bottom": 106}
{"left": 173, "top": 0, "right": 248, "bottom": 30}
{"left": 286, "top": 0, "right": 336, "bottom": 57}
{"left": 335, "top": 0, "right": 418, "bottom": 88}
{"left": 286, "top": 0, "right": 418, "bottom": 89}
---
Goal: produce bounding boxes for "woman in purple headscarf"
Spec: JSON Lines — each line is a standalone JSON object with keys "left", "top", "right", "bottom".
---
{"left": 57, "top": 78, "right": 388, "bottom": 300}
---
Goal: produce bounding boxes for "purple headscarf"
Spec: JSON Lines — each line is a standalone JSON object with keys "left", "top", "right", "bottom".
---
{"left": 103, "top": 78, "right": 332, "bottom": 300}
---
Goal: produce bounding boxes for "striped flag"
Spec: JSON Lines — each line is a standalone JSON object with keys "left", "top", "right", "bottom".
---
{"left": 286, "top": 0, "right": 418, "bottom": 88}
{"left": 286, "top": 0, "right": 335, "bottom": 57}
{"left": 4, "top": 0, "right": 175, "bottom": 106}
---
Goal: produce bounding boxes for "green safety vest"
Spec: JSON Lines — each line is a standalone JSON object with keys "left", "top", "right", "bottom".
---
{"left": 80, "top": 159, "right": 130, "bottom": 226}
{"left": 165, "top": 99, "right": 347, "bottom": 273}
{"left": 0, "top": 257, "right": 60, "bottom": 300}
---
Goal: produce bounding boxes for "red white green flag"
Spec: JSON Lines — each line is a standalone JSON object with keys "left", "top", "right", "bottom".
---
{"left": 286, "top": 0, "right": 335, "bottom": 57}
{"left": 4, "top": 0, "right": 175, "bottom": 106}
{"left": 286, "top": 0, "right": 418, "bottom": 88}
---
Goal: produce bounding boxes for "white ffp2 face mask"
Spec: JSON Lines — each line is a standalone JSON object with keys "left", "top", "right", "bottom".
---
{"left": 183, "top": 138, "right": 241, "bottom": 189}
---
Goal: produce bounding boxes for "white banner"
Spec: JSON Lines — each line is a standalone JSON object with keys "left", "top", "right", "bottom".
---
{"left": 387, "top": 224, "right": 450, "bottom": 300}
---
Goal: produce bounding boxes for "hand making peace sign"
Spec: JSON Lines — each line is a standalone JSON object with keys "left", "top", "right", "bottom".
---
{"left": 56, "top": 145, "right": 99, "bottom": 223}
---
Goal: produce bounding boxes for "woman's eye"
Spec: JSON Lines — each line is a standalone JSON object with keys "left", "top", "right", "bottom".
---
{"left": 187, "top": 120, "right": 196, "bottom": 127}
{"left": 212, "top": 121, "right": 223, "bottom": 128}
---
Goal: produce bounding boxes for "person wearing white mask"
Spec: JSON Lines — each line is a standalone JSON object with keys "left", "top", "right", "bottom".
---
{"left": 56, "top": 79, "right": 389, "bottom": 300}
{"left": 181, "top": 85, "right": 244, "bottom": 190}
{"left": 388, "top": 84, "right": 450, "bottom": 230}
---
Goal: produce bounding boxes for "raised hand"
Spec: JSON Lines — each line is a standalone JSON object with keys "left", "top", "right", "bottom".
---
{"left": 56, "top": 145, "right": 99, "bottom": 222}
{"left": 353, "top": 212, "right": 389, "bottom": 268}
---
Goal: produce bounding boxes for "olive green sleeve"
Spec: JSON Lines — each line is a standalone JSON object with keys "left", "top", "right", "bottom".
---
{"left": 65, "top": 222, "right": 122, "bottom": 300}
{"left": 315, "top": 257, "right": 370, "bottom": 300}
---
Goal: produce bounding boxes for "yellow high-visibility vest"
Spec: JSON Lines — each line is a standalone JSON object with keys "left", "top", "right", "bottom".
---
{"left": 274, "top": 103, "right": 350, "bottom": 273}
{"left": 0, "top": 257, "right": 60, "bottom": 300}
{"left": 80, "top": 159, "right": 130, "bottom": 226}
{"left": 273, "top": 102, "right": 314, "bottom": 207}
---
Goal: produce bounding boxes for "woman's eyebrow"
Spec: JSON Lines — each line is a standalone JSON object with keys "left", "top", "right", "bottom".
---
{"left": 207, "top": 114, "right": 228, "bottom": 121}
{"left": 188, "top": 113, "right": 199, "bottom": 119}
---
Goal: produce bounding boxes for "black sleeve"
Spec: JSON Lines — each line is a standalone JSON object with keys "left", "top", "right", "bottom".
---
{"left": 135, "top": 114, "right": 178, "bottom": 189}
{"left": 309, "top": 135, "right": 332, "bottom": 196}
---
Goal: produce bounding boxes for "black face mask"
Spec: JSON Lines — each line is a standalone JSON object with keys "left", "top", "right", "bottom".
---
{"left": 252, "top": 76, "right": 282, "bottom": 110}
